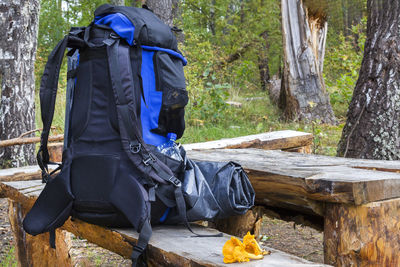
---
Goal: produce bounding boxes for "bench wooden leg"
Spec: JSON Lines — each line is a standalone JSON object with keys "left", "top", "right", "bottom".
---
{"left": 8, "top": 199, "right": 72, "bottom": 267}
{"left": 324, "top": 199, "right": 400, "bottom": 266}
{"left": 214, "top": 206, "right": 263, "bottom": 237}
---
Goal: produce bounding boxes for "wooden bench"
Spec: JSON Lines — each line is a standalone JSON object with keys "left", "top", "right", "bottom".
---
{"left": 0, "top": 176, "right": 327, "bottom": 267}
{"left": 0, "top": 130, "right": 322, "bottom": 266}
{"left": 187, "top": 149, "right": 400, "bottom": 267}
{"left": 5, "top": 148, "right": 400, "bottom": 266}
{"left": 5, "top": 130, "right": 400, "bottom": 266}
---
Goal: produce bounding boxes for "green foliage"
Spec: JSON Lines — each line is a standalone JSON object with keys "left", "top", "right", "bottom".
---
{"left": 187, "top": 80, "right": 230, "bottom": 124}
{"left": 324, "top": 17, "right": 367, "bottom": 119}
{"left": 181, "top": 0, "right": 282, "bottom": 133}
{"left": 0, "top": 247, "right": 17, "bottom": 267}
{"left": 32, "top": 0, "right": 367, "bottom": 157}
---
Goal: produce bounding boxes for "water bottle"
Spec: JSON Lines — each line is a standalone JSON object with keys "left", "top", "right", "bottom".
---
{"left": 157, "top": 133, "right": 183, "bottom": 161}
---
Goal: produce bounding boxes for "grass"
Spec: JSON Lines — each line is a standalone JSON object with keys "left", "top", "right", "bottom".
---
{"left": 182, "top": 90, "right": 344, "bottom": 156}
{"left": 0, "top": 247, "right": 17, "bottom": 267}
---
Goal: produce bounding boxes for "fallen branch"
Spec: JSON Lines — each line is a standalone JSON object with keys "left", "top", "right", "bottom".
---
{"left": 0, "top": 134, "right": 64, "bottom": 147}
{"left": 17, "top": 127, "right": 58, "bottom": 139}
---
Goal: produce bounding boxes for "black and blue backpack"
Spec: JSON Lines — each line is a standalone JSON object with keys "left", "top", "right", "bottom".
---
{"left": 23, "top": 4, "right": 255, "bottom": 266}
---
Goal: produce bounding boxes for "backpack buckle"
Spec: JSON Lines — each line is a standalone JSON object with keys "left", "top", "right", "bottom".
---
{"left": 143, "top": 153, "right": 156, "bottom": 166}
{"left": 129, "top": 142, "right": 141, "bottom": 154}
{"left": 109, "top": 32, "right": 120, "bottom": 39}
{"left": 168, "top": 176, "right": 181, "bottom": 187}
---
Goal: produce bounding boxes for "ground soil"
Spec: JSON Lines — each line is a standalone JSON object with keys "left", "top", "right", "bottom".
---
{"left": 0, "top": 199, "right": 323, "bottom": 266}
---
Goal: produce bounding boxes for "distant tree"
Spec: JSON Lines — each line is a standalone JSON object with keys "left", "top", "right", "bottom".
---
{"left": 0, "top": 0, "right": 40, "bottom": 168}
{"left": 258, "top": 31, "right": 270, "bottom": 91}
{"left": 280, "top": 0, "right": 336, "bottom": 123}
{"left": 110, "top": 0, "right": 125, "bottom": 5}
{"left": 144, "top": 0, "right": 184, "bottom": 43}
{"left": 144, "top": 0, "right": 174, "bottom": 27}
{"left": 337, "top": 0, "right": 400, "bottom": 160}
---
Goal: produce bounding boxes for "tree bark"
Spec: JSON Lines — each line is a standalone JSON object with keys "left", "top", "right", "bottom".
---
{"left": 110, "top": 0, "right": 125, "bottom": 6}
{"left": 280, "top": 0, "right": 335, "bottom": 123}
{"left": 144, "top": 0, "right": 184, "bottom": 43}
{"left": 337, "top": 0, "right": 400, "bottom": 160}
{"left": 0, "top": 0, "right": 40, "bottom": 168}
{"left": 144, "top": 0, "right": 174, "bottom": 27}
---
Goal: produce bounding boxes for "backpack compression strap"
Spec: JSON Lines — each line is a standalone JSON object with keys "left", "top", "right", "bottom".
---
{"left": 37, "top": 28, "right": 85, "bottom": 182}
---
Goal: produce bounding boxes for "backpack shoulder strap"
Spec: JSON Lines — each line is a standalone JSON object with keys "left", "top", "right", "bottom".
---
{"left": 37, "top": 28, "right": 85, "bottom": 182}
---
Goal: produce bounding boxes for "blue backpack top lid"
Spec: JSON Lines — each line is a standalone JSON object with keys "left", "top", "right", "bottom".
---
{"left": 94, "top": 13, "right": 187, "bottom": 66}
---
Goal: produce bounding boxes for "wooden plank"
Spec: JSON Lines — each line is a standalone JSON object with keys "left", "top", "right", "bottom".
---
{"left": 1, "top": 181, "right": 327, "bottom": 267}
{"left": 117, "top": 226, "right": 329, "bottom": 267}
{"left": 187, "top": 149, "right": 400, "bottom": 206}
{"left": 0, "top": 165, "right": 57, "bottom": 182}
{"left": 0, "top": 165, "right": 42, "bottom": 182}
{"left": 324, "top": 198, "right": 400, "bottom": 267}
{"left": 183, "top": 130, "right": 313, "bottom": 151}
{"left": 4, "top": 180, "right": 44, "bottom": 192}
{"left": 63, "top": 219, "right": 329, "bottom": 267}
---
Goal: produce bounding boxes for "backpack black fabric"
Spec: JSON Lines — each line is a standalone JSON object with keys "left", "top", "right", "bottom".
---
{"left": 23, "top": 5, "right": 255, "bottom": 266}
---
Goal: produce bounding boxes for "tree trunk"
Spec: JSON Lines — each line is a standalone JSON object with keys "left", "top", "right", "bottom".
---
{"left": 280, "top": 0, "right": 335, "bottom": 123}
{"left": 110, "top": 0, "right": 125, "bottom": 6}
{"left": 144, "top": 0, "right": 174, "bottom": 27}
{"left": 144, "top": 0, "right": 184, "bottom": 43}
{"left": 258, "top": 31, "right": 270, "bottom": 91}
{"left": 0, "top": 0, "right": 40, "bottom": 168}
{"left": 337, "top": 0, "right": 400, "bottom": 160}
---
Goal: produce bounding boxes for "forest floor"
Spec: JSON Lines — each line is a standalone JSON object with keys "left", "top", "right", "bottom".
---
{"left": 0, "top": 198, "right": 323, "bottom": 266}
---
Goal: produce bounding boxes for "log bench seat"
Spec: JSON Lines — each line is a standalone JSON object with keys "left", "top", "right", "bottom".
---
{"left": 0, "top": 178, "right": 327, "bottom": 267}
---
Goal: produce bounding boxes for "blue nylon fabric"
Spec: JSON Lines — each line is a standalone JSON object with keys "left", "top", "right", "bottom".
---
{"left": 94, "top": 14, "right": 135, "bottom": 45}
{"left": 142, "top": 45, "right": 187, "bottom": 66}
{"left": 141, "top": 50, "right": 167, "bottom": 146}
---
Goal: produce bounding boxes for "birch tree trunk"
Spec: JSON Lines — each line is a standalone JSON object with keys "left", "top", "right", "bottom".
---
{"left": 280, "top": 0, "right": 335, "bottom": 123}
{"left": 0, "top": 0, "right": 40, "bottom": 168}
{"left": 337, "top": 0, "right": 400, "bottom": 160}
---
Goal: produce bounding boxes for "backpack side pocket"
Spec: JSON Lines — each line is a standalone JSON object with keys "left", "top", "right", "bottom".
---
{"left": 152, "top": 51, "right": 188, "bottom": 138}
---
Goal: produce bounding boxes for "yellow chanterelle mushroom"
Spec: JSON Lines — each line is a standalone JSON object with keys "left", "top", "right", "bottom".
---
{"left": 222, "top": 236, "right": 264, "bottom": 264}
{"left": 243, "top": 232, "right": 270, "bottom": 256}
